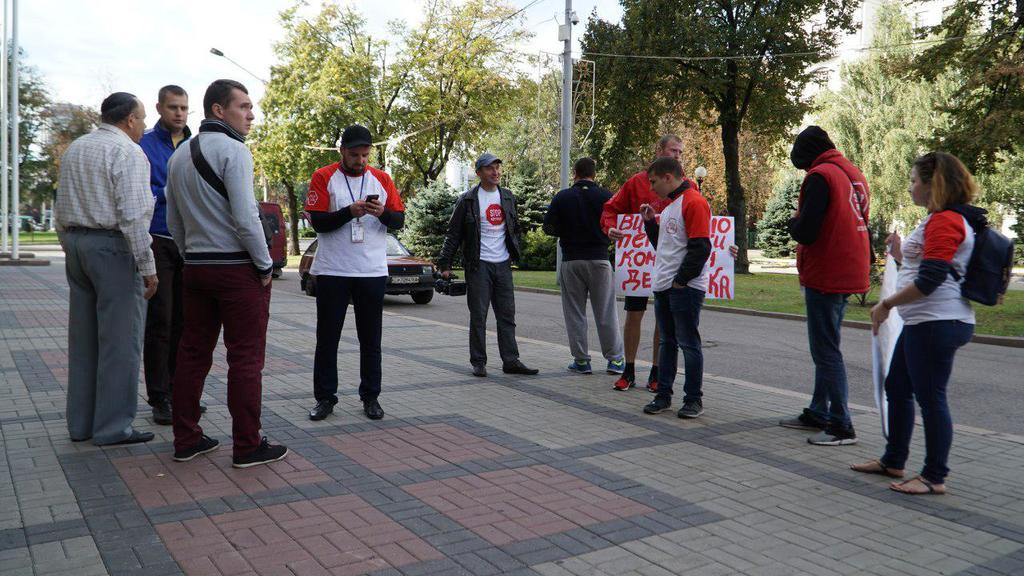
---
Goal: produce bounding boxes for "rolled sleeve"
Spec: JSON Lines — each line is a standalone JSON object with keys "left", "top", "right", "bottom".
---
{"left": 114, "top": 149, "right": 156, "bottom": 276}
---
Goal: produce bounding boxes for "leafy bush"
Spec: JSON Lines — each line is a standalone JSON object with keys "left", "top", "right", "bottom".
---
{"left": 757, "top": 174, "right": 801, "bottom": 258}
{"left": 300, "top": 227, "right": 317, "bottom": 238}
{"left": 518, "top": 227, "right": 557, "bottom": 270}
{"left": 400, "top": 179, "right": 459, "bottom": 261}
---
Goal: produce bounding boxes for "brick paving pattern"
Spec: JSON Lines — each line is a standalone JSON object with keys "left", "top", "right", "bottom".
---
{"left": 2, "top": 261, "right": 1023, "bottom": 575}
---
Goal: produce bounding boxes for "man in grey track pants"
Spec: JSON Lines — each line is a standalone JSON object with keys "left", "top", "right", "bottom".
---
{"left": 543, "top": 157, "right": 625, "bottom": 376}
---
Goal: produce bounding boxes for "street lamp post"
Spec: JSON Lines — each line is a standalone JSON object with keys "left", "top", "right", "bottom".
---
{"left": 209, "top": 48, "right": 268, "bottom": 85}
{"left": 694, "top": 166, "right": 707, "bottom": 191}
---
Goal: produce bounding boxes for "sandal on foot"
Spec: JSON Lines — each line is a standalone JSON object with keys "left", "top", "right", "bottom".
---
{"left": 890, "top": 476, "right": 945, "bottom": 495}
{"left": 850, "top": 460, "right": 905, "bottom": 479}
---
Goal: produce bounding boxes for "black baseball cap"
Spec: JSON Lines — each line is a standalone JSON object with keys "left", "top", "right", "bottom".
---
{"left": 340, "top": 124, "right": 373, "bottom": 148}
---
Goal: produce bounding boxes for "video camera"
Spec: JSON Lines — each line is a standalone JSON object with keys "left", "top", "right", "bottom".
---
{"left": 434, "top": 271, "right": 468, "bottom": 297}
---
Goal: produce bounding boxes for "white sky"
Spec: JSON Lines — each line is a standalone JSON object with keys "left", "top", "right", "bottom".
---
{"left": 12, "top": 0, "right": 623, "bottom": 124}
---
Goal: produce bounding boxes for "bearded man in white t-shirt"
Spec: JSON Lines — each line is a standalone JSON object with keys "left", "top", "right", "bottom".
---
{"left": 437, "top": 153, "right": 539, "bottom": 378}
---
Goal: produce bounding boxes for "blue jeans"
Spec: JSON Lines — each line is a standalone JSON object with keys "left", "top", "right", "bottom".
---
{"left": 654, "top": 286, "right": 704, "bottom": 404}
{"left": 804, "top": 288, "right": 851, "bottom": 428}
{"left": 881, "top": 321, "right": 973, "bottom": 484}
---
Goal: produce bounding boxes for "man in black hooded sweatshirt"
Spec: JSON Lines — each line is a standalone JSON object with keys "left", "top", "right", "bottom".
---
{"left": 781, "top": 126, "right": 871, "bottom": 446}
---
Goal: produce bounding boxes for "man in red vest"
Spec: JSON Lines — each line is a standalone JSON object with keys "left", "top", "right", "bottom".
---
{"left": 781, "top": 126, "right": 870, "bottom": 447}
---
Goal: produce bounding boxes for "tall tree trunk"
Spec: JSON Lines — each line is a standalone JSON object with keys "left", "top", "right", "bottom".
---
{"left": 282, "top": 180, "right": 301, "bottom": 256}
{"left": 720, "top": 107, "right": 750, "bottom": 273}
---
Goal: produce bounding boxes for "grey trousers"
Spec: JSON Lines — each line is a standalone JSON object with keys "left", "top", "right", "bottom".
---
{"left": 559, "top": 259, "right": 624, "bottom": 363}
{"left": 63, "top": 229, "right": 145, "bottom": 445}
{"left": 465, "top": 260, "right": 520, "bottom": 366}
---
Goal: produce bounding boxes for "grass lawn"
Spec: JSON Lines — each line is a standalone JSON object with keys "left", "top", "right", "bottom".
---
{"left": 511, "top": 269, "right": 1024, "bottom": 338}
{"left": 13, "top": 231, "right": 59, "bottom": 245}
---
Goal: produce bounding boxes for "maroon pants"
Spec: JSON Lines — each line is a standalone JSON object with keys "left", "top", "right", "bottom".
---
{"left": 172, "top": 264, "right": 271, "bottom": 457}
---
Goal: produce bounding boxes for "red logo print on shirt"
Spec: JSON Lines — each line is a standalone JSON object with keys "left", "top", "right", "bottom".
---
{"left": 486, "top": 204, "right": 505, "bottom": 226}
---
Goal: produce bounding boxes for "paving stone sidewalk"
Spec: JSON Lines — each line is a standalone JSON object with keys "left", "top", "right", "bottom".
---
{"left": 1, "top": 262, "right": 1023, "bottom": 576}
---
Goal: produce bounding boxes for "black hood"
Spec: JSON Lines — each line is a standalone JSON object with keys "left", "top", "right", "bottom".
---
{"left": 790, "top": 126, "right": 836, "bottom": 170}
{"left": 947, "top": 203, "right": 989, "bottom": 229}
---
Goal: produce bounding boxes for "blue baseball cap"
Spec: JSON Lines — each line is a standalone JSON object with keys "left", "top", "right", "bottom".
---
{"left": 475, "top": 153, "right": 502, "bottom": 170}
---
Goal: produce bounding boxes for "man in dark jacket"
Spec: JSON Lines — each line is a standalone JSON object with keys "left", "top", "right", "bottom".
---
{"left": 139, "top": 85, "right": 192, "bottom": 425}
{"left": 543, "top": 157, "right": 624, "bottom": 376}
{"left": 437, "top": 153, "right": 538, "bottom": 377}
{"left": 782, "top": 126, "right": 871, "bottom": 446}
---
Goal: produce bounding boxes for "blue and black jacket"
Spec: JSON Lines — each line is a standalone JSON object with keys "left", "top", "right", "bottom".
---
{"left": 140, "top": 120, "right": 192, "bottom": 237}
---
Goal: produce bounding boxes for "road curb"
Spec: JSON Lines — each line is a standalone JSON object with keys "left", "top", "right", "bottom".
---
{"left": 514, "top": 285, "right": 1024, "bottom": 349}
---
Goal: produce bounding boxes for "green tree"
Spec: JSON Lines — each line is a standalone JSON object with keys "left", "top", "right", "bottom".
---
{"left": 757, "top": 173, "right": 801, "bottom": 258}
{"left": 388, "top": 0, "right": 529, "bottom": 189}
{"left": 581, "top": 0, "right": 858, "bottom": 272}
{"left": 399, "top": 178, "right": 458, "bottom": 261}
{"left": 816, "top": 1, "right": 958, "bottom": 231}
{"left": 5, "top": 45, "right": 51, "bottom": 208}
{"left": 913, "top": 0, "right": 1024, "bottom": 172}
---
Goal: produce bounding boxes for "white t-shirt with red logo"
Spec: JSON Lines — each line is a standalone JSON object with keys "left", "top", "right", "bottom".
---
{"left": 651, "top": 188, "right": 712, "bottom": 292}
{"left": 304, "top": 163, "right": 405, "bottom": 277}
{"left": 477, "top": 187, "right": 509, "bottom": 263}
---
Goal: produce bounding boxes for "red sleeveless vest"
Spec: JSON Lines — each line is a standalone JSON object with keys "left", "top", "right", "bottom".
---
{"left": 796, "top": 149, "right": 871, "bottom": 294}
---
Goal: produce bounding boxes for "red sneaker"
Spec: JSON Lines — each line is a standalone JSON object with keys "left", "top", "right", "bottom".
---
{"left": 612, "top": 377, "right": 635, "bottom": 391}
{"left": 646, "top": 380, "right": 658, "bottom": 393}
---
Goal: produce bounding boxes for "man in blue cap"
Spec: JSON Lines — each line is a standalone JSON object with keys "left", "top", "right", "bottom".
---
{"left": 437, "top": 153, "right": 538, "bottom": 377}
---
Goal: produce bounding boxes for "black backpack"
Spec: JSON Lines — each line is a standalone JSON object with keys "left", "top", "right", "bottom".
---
{"left": 947, "top": 205, "right": 1015, "bottom": 306}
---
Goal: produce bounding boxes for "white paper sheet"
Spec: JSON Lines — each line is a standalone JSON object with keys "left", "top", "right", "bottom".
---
{"left": 871, "top": 255, "right": 903, "bottom": 439}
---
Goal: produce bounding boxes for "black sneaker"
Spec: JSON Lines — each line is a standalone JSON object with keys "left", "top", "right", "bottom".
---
{"left": 808, "top": 425, "right": 858, "bottom": 446}
{"left": 503, "top": 360, "right": 539, "bottom": 375}
{"left": 152, "top": 400, "right": 172, "bottom": 426}
{"left": 643, "top": 396, "right": 671, "bottom": 415}
{"left": 779, "top": 409, "right": 826, "bottom": 431}
{"left": 677, "top": 400, "right": 704, "bottom": 419}
{"left": 232, "top": 437, "right": 289, "bottom": 468}
{"left": 173, "top": 434, "right": 220, "bottom": 462}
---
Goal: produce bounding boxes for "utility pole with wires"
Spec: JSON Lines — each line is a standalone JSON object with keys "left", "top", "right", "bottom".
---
{"left": 557, "top": 0, "right": 576, "bottom": 280}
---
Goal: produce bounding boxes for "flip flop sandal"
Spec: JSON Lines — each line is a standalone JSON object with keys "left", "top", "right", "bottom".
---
{"left": 891, "top": 476, "right": 945, "bottom": 495}
{"left": 850, "top": 460, "right": 904, "bottom": 479}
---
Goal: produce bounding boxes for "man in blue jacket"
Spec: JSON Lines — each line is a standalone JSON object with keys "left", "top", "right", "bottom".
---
{"left": 139, "top": 85, "right": 191, "bottom": 425}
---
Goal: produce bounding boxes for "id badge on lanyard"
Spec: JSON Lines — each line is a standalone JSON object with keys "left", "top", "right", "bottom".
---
{"left": 345, "top": 172, "right": 367, "bottom": 244}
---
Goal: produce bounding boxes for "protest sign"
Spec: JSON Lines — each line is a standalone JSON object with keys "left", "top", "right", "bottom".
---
{"left": 614, "top": 214, "right": 735, "bottom": 300}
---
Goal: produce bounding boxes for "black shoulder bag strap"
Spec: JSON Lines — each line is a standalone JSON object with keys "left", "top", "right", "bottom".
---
{"left": 189, "top": 136, "right": 273, "bottom": 249}
{"left": 189, "top": 137, "right": 229, "bottom": 202}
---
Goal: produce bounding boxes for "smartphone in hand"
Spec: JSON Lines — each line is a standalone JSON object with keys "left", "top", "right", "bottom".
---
{"left": 365, "top": 194, "right": 380, "bottom": 203}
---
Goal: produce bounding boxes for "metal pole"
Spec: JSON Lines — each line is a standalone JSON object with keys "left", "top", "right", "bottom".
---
{"left": 1, "top": 0, "right": 8, "bottom": 253}
{"left": 10, "top": 0, "right": 18, "bottom": 260}
{"left": 558, "top": 0, "right": 572, "bottom": 191}
{"left": 557, "top": 0, "right": 573, "bottom": 282}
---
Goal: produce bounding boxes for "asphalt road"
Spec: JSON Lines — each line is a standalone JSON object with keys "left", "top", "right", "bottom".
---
{"left": 276, "top": 270, "right": 1024, "bottom": 437}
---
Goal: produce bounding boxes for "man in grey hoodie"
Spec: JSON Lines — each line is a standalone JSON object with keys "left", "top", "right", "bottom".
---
{"left": 165, "top": 79, "right": 287, "bottom": 468}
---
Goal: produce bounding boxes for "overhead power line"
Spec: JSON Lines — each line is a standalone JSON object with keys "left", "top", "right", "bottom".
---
{"left": 581, "top": 30, "right": 1016, "bottom": 63}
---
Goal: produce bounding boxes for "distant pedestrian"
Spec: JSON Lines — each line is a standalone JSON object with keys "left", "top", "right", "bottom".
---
{"left": 55, "top": 92, "right": 158, "bottom": 446}
{"left": 543, "top": 157, "right": 624, "bottom": 375}
{"left": 437, "top": 153, "right": 538, "bottom": 378}
{"left": 853, "top": 152, "right": 980, "bottom": 495}
{"left": 780, "top": 126, "right": 870, "bottom": 446}
{"left": 638, "top": 158, "right": 712, "bottom": 419}
{"left": 139, "top": 85, "right": 193, "bottom": 426}
{"left": 165, "top": 79, "right": 286, "bottom": 468}
{"left": 601, "top": 134, "right": 697, "bottom": 392}
{"left": 305, "top": 125, "right": 405, "bottom": 423}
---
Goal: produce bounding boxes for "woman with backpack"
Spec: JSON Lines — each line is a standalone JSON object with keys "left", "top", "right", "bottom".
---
{"left": 853, "top": 151, "right": 983, "bottom": 495}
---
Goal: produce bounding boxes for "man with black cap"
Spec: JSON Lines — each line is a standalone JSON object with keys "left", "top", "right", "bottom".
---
{"left": 306, "top": 125, "right": 406, "bottom": 422}
{"left": 437, "top": 153, "right": 538, "bottom": 377}
{"left": 781, "top": 126, "right": 871, "bottom": 446}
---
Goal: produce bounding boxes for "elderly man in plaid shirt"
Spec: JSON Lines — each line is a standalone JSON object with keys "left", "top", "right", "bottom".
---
{"left": 55, "top": 92, "right": 159, "bottom": 446}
